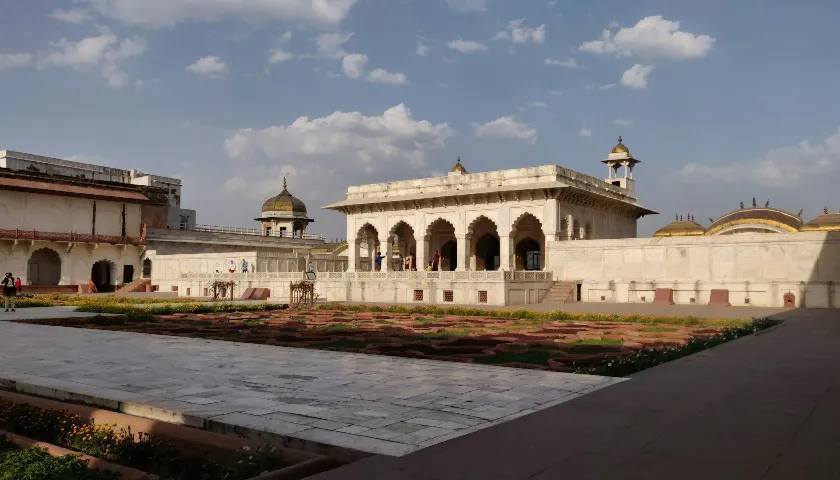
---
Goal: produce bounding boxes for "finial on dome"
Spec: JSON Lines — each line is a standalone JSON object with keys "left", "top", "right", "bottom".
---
{"left": 618, "top": 136, "right": 623, "bottom": 144}
{"left": 283, "top": 176, "right": 287, "bottom": 190}
{"left": 450, "top": 156, "right": 467, "bottom": 174}
{"left": 752, "top": 197, "right": 757, "bottom": 208}
{"left": 740, "top": 201, "right": 744, "bottom": 209}
{"left": 825, "top": 206, "right": 830, "bottom": 215}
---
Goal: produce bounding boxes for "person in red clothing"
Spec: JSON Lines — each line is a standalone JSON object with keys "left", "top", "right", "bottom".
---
{"left": 14, "top": 277, "right": 22, "bottom": 295}
{"left": 431, "top": 250, "right": 441, "bottom": 271}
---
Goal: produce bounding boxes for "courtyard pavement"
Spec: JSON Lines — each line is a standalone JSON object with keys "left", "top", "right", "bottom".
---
{"left": 0, "top": 320, "right": 622, "bottom": 457}
{"left": 0, "top": 306, "right": 110, "bottom": 320}
{"left": 312, "top": 308, "right": 840, "bottom": 479}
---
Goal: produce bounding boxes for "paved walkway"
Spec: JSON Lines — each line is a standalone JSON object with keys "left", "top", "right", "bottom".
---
{"left": 313, "top": 308, "right": 840, "bottom": 479}
{"left": 0, "top": 306, "right": 109, "bottom": 321}
{"left": 0, "top": 322, "right": 621, "bottom": 457}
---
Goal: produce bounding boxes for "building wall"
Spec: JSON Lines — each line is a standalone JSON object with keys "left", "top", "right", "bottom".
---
{"left": 0, "top": 241, "right": 142, "bottom": 287}
{"left": 547, "top": 231, "right": 840, "bottom": 308}
{"left": 0, "top": 190, "right": 141, "bottom": 237}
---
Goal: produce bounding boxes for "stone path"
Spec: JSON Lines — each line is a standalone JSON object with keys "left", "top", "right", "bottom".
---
{"left": 312, "top": 308, "right": 840, "bottom": 479}
{"left": 0, "top": 306, "right": 109, "bottom": 320}
{"left": 0, "top": 322, "right": 622, "bottom": 457}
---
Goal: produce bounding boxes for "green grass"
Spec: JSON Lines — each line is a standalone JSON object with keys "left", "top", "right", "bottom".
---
{"left": 639, "top": 325, "right": 679, "bottom": 333}
{"left": 315, "top": 322, "right": 355, "bottom": 331}
{"left": 573, "top": 337, "right": 624, "bottom": 346}
{"left": 243, "top": 318, "right": 266, "bottom": 327}
{"left": 317, "top": 303, "right": 746, "bottom": 328}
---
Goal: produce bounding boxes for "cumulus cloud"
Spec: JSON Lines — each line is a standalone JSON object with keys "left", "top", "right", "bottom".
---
{"left": 544, "top": 57, "right": 577, "bottom": 68}
{"left": 185, "top": 55, "right": 228, "bottom": 79}
{"left": 579, "top": 126, "right": 592, "bottom": 137}
{"left": 474, "top": 116, "right": 537, "bottom": 144}
{"left": 445, "top": 0, "right": 488, "bottom": 13}
{"left": 416, "top": 41, "right": 430, "bottom": 56}
{"left": 0, "top": 53, "right": 34, "bottom": 70}
{"left": 50, "top": 8, "right": 92, "bottom": 24}
{"left": 494, "top": 19, "right": 545, "bottom": 44}
{"left": 366, "top": 68, "right": 409, "bottom": 85}
{"left": 621, "top": 63, "right": 653, "bottom": 89}
{"left": 316, "top": 32, "right": 353, "bottom": 59}
{"left": 341, "top": 53, "right": 367, "bottom": 78}
{"left": 79, "top": 0, "right": 357, "bottom": 27}
{"left": 36, "top": 33, "right": 145, "bottom": 87}
{"left": 580, "top": 15, "right": 714, "bottom": 60}
{"left": 268, "top": 48, "right": 294, "bottom": 64}
{"left": 611, "top": 119, "right": 633, "bottom": 127}
{"left": 678, "top": 127, "right": 840, "bottom": 188}
{"left": 222, "top": 104, "right": 453, "bottom": 221}
{"left": 447, "top": 39, "right": 487, "bottom": 54}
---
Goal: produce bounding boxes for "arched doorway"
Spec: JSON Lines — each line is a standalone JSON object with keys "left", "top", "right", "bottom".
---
{"left": 515, "top": 238, "right": 542, "bottom": 270}
{"left": 390, "top": 221, "right": 416, "bottom": 271}
{"left": 512, "top": 213, "right": 545, "bottom": 270}
{"left": 356, "top": 223, "right": 379, "bottom": 271}
{"left": 27, "top": 248, "right": 61, "bottom": 285}
{"left": 427, "top": 218, "right": 456, "bottom": 271}
{"left": 91, "top": 260, "right": 115, "bottom": 292}
{"left": 469, "top": 216, "right": 499, "bottom": 271}
{"left": 142, "top": 258, "right": 152, "bottom": 278}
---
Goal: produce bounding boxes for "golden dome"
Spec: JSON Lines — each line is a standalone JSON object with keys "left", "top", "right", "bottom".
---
{"left": 451, "top": 157, "right": 467, "bottom": 174}
{"left": 611, "top": 136, "right": 630, "bottom": 154}
{"left": 653, "top": 216, "right": 706, "bottom": 237}
{"left": 705, "top": 203, "right": 802, "bottom": 235}
{"left": 261, "top": 177, "right": 307, "bottom": 215}
{"left": 801, "top": 209, "right": 840, "bottom": 232}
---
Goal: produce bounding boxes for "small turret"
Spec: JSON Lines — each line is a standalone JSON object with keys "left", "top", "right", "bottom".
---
{"left": 602, "top": 136, "right": 641, "bottom": 195}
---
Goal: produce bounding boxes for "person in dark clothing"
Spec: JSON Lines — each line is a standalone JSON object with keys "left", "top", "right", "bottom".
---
{"left": 2, "top": 273, "right": 16, "bottom": 312}
{"left": 431, "top": 250, "right": 441, "bottom": 271}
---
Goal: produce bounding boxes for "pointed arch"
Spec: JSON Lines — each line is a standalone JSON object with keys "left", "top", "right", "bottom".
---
{"left": 468, "top": 215, "right": 499, "bottom": 271}
{"left": 511, "top": 212, "right": 545, "bottom": 271}
{"left": 27, "top": 248, "right": 61, "bottom": 285}
{"left": 389, "top": 221, "right": 417, "bottom": 271}
{"left": 356, "top": 223, "right": 380, "bottom": 271}
{"left": 426, "top": 218, "right": 456, "bottom": 271}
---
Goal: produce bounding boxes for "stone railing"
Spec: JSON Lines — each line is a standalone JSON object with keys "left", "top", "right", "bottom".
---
{"left": 0, "top": 228, "right": 144, "bottom": 245}
{"left": 177, "top": 270, "right": 553, "bottom": 282}
{"left": 192, "top": 224, "right": 325, "bottom": 241}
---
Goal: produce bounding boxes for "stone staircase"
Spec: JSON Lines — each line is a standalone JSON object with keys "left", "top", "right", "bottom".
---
{"left": 541, "top": 281, "right": 578, "bottom": 304}
{"left": 116, "top": 278, "right": 151, "bottom": 293}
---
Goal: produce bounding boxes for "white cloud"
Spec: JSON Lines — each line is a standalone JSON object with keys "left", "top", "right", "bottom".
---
{"left": 544, "top": 57, "right": 577, "bottom": 68}
{"left": 621, "top": 63, "right": 653, "bottom": 89}
{"left": 447, "top": 39, "right": 487, "bottom": 54}
{"left": 494, "top": 19, "right": 545, "bottom": 44}
{"left": 279, "top": 31, "right": 293, "bottom": 43}
{"left": 580, "top": 15, "right": 714, "bottom": 60}
{"left": 611, "top": 119, "right": 633, "bottom": 127}
{"left": 579, "top": 126, "right": 592, "bottom": 137}
{"left": 223, "top": 104, "right": 454, "bottom": 211}
{"left": 0, "top": 53, "right": 34, "bottom": 70}
{"left": 445, "top": 0, "right": 488, "bottom": 13}
{"left": 341, "top": 53, "right": 367, "bottom": 78}
{"left": 316, "top": 32, "right": 353, "bottom": 59}
{"left": 81, "top": 0, "right": 358, "bottom": 27}
{"left": 678, "top": 127, "right": 840, "bottom": 188}
{"left": 416, "top": 42, "right": 430, "bottom": 56}
{"left": 186, "top": 55, "right": 228, "bottom": 79}
{"left": 36, "top": 33, "right": 144, "bottom": 87}
{"left": 474, "top": 116, "right": 537, "bottom": 144}
{"left": 50, "top": 8, "right": 92, "bottom": 24}
{"left": 549, "top": 89, "right": 565, "bottom": 96}
{"left": 528, "top": 101, "right": 548, "bottom": 108}
{"left": 599, "top": 83, "right": 615, "bottom": 90}
{"left": 268, "top": 48, "right": 294, "bottom": 64}
{"left": 366, "top": 68, "right": 409, "bottom": 85}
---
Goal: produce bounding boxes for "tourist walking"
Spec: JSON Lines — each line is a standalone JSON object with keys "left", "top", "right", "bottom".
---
{"left": 2, "top": 273, "right": 16, "bottom": 312}
{"left": 374, "top": 251, "right": 384, "bottom": 271}
{"left": 431, "top": 250, "right": 441, "bottom": 271}
{"left": 241, "top": 258, "right": 249, "bottom": 273}
{"left": 14, "top": 277, "right": 22, "bottom": 295}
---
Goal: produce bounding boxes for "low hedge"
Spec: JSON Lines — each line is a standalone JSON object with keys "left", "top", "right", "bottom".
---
{"left": 317, "top": 303, "right": 746, "bottom": 328}
{"left": 76, "top": 302, "right": 288, "bottom": 316}
{"left": 571, "top": 318, "right": 780, "bottom": 376}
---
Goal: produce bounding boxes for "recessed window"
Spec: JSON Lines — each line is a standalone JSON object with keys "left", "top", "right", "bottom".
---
{"left": 443, "top": 290, "right": 454, "bottom": 302}
{"left": 171, "top": 286, "right": 178, "bottom": 292}
{"left": 478, "top": 291, "right": 488, "bottom": 303}
{"left": 414, "top": 289, "right": 424, "bottom": 301}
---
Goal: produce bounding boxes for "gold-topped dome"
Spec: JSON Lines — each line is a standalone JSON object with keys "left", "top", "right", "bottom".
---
{"left": 705, "top": 200, "right": 802, "bottom": 235}
{"left": 653, "top": 215, "right": 706, "bottom": 237}
{"left": 611, "top": 136, "right": 630, "bottom": 154}
{"left": 801, "top": 208, "right": 840, "bottom": 232}
{"left": 261, "top": 177, "right": 307, "bottom": 215}
{"left": 450, "top": 157, "right": 467, "bottom": 174}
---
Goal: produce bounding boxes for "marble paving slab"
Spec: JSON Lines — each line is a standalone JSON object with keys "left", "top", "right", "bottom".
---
{"left": 0, "top": 322, "right": 625, "bottom": 456}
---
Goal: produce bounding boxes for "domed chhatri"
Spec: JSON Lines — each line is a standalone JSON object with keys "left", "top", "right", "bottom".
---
{"left": 705, "top": 202, "right": 802, "bottom": 235}
{"left": 602, "top": 136, "right": 640, "bottom": 194}
{"left": 256, "top": 177, "right": 314, "bottom": 237}
{"left": 450, "top": 157, "right": 468, "bottom": 174}
{"left": 653, "top": 214, "right": 706, "bottom": 237}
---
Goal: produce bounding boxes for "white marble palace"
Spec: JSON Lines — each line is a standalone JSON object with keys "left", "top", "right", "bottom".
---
{"left": 1, "top": 139, "right": 838, "bottom": 308}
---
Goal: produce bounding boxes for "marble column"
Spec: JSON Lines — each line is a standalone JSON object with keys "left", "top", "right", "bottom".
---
{"left": 499, "top": 235, "right": 512, "bottom": 271}
{"left": 455, "top": 235, "right": 467, "bottom": 271}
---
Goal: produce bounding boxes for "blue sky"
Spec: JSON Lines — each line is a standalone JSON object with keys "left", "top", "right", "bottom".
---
{"left": 2, "top": 0, "right": 839, "bottom": 238}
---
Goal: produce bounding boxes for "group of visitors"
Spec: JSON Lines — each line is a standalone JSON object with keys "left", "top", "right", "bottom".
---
{"left": 2, "top": 272, "right": 22, "bottom": 312}
{"left": 372, "top": 250, "right": 444, "bottom": 271}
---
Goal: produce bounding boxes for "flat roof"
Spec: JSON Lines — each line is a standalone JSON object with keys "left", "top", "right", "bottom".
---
{"left": 0, "top": 176, "right": 149, "bottom": 202}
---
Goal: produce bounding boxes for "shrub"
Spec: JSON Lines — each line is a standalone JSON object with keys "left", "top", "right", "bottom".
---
{"left": 0, "top": 437, "right": 118, "bottom": 480}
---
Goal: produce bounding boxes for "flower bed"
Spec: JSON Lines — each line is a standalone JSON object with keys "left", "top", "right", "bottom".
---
{"left": 0, "top": 437, "right": 117, "bottom": 480}
{"left": 0, "top": 400, "right": 295, "bottom": 479}
{"left": 22, "top": 309, "right": 780, "bottom": 376}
